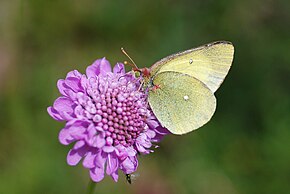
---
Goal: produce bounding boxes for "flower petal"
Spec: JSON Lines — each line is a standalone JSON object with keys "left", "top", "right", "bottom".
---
{"left": 95, "top": 134, "right": 106, "bottom": 148}
{"left": 57, "top": 79, "right": 69, "bottom": 96}
{"left": 47, "top": 106, "right": 63, "bottom": 121}
{"left": 95, "top": 151, "right": 107, "bottom": 169}
{"left": 66, "top": 70, "right": 82, "bottom": 79}
{"left": 83, "top": 151, "right": 96, "bottom": 169}
{"left": 86, "top": 58, "right": 111, "bottom": 78}
{"left": 120, "top": 156, "right": 138, "bottom": 174}
{"left": 126, "top": 146, "right": 137, "bottom": 157}
{"left": 64, "top": 77, "right": 83, "bottom": 93}
{"left": 58, "top": 121, "right": 88, "bottom": 145}
{"left": 53, "top": 97, "right": 75, "bottom": 119}
{"left": 102, "top": 146, "right": 115, "bottom": 153}
{"left": 74, "top": 140, "right": 85, "bottom": 149}
{"left": 154, "top": 126, "right": 170, "bottom": 135}
{"left": 67, "top": 143, "right": 87, "bottom": 166}
{"left": 59, "top": 128, "right": 74, "bottom": 145}
{"left": 113, "top": 63, "right": 125, "bottom": 74}
{"left": 106, "top": 153, "right": 118, "bottom": 175}
{"left": 111, "top": 171, "right": 119, "bottom": 182}
{"left": 90, "top": 167, "right": 105, "bottom": 182}
{"left": 136, "top": 143, "right": 146, "bottom": 153}
{"left": 146, "top": 119, "right": 159, "bottom": 129}
{"left": 80, "top": 75, "right": 87, "bottom": 89}
{"left": 145, "top": 129, "right": 156, "bottom": 139}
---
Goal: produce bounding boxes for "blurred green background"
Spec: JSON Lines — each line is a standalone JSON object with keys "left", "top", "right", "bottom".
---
{"left": 0, "top": 0, "right": 290, "bottom": 193}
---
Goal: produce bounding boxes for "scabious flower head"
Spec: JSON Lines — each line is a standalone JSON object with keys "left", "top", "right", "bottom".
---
{"left": 47, "top": 58, "right": 169, "bottom": 182}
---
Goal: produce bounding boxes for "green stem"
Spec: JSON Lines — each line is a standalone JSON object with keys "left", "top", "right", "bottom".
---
{"left": 87, "top": 179, "right": 96, "bottom": 194}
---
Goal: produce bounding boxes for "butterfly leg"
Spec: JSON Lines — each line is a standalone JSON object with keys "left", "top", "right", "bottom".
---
{"left": 138, "top": 79, "right": 145, "bottom": 91}
{"left": 151, "top": 84, "right": 161, "bottom": 92}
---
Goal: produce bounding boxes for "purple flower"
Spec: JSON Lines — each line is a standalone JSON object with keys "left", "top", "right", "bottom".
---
{"left": 47, "top": 58, "right": 169, "bottom": 182}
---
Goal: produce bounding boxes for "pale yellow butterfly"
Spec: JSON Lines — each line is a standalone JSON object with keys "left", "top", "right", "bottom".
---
{"left": 123, "top": 41, "right": 234, "bottom": 135}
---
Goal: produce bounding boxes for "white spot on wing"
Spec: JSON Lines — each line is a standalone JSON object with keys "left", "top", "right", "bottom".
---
{"left": 184, "top": 95, "right": 189, "bottom": 101}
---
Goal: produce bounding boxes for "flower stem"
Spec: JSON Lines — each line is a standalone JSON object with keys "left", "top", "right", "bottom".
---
{"left": 87, "top": 179, "right": 96, "bottom": 194}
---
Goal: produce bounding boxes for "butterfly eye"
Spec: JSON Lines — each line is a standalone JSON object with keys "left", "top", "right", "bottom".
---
{"left": 134, "top": 71, "right": 141, "bottom": 78}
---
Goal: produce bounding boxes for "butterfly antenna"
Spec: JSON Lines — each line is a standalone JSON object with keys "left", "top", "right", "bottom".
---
{"left": 121, "top": 47, "right": 139, "bottom": 70}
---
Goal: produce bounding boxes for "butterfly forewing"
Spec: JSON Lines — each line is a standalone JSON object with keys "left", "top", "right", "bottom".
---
{"left": 148, "top": 72, "right": 216, "bottom": 135}
{"left": 150, "top": 41, "right": 234, "bottom": 93}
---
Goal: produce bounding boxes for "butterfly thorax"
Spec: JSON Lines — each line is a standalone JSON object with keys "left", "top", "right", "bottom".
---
{"left": 141, "top": 67, "right": 150, "bottom": 78}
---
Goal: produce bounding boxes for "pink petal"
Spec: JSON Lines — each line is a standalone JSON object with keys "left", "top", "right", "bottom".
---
{"left": 87, "top": 124, "right": 97, "bottom": 139}
{"left": 138, "top": 135, "right": 152, "bottom": 148}
{"left": 103, "top": 146, "right": 115, "bottom": 153}
{"left": 58, "top": 121, "right": 88, "bottom": 145}
{"left": 95, "top": 151, "right": 107, "bottom": 169}
{"left": 145, "top": 130, "right": 156, "bottom": 139}
{"left": 111, "top": 171, "right": 119, "bottom": 182}
{"left": 83, "top": 151, "right": 96, "bottom": 169}
{"left": 113, "top": 63, "right": 125, "bottom": 74}
{"left": 106, "top": 153, "right": 118, "bottom": 175}
{"left": 53, "top": 97, "right": 75, "bottom": 115}
{"left": 60, "top": 111, "right": 75, "bottom": 121}
{"left": 126, "top": 146, "right": 137, "bottom": 157}
{"left": 121, "top": 157, "right": 138, "bottom": 174}
{"left": 74, "top": 105, "right": 85, "bottom": 118}
{"left": 115, "top": 149, "right": 127, "bottom": 160}
{"left": 80, "top": 75, "right": 87, "bottom": 89}
{"left": 90, "top": 167, "right": 105, "bottom": 182}
{"left": 64, "top": 77, "right": 83, "bottom": 92}
{"left": 67, "top": 145, "right": 87, "bottom": 166}
{"left": 59, "top": 128, "right": 74, "bottom": 145}
{"left": 47, "top": 106, "right": 63, "bottom": 121}
{"left": 136, "top": 143, "right": 146, "bottom": 153}
{"left": 57, "top": 79, "right": 69, "bottom": 96}
{"left": 95, "top": 134, "right": 106, "bottom": 148}
{"left": 74, "top": 140, "right": 85, "bottom": 149}
{"left": 86, "top": 58, "right": 111, "bottom": 78}
{"left": 151, "top": 133, "right": 165, "bottom": 142}
{"left": 66, "top": 70, "right": 82, "bottom": 79}
{"left": 154, "top": 126, "right": 170, "bottom": 135}
{"left": 147, "top": 119, "right": 159, "bottom": 129}
{"left": 66, "top": 89, "right": 77, "bottom": 101}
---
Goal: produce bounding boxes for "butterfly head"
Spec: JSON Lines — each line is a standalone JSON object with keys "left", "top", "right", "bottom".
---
{"left": 133, "top": 67, "right": 150, "bottom": 78}
{"left": 121, "top": 47, "right": 151, "bottom": 78}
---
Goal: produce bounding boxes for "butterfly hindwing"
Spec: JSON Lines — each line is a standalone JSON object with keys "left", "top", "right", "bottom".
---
{"left": 148, "top": 72, "right": 216, "bottom": 135}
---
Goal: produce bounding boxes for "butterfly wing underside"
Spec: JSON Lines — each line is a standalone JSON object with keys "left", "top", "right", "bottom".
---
{"left": 150, "top": 41, "right": 234, "bottom": 93}
{"left": 148, "top": 72, "right": 216, "bottom": 135}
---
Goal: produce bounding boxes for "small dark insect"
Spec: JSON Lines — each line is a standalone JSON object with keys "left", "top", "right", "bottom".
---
{"left": 125, "top": 173, "right": 139, "bottom": 184}
{"left": 126, "top": 174, "right": 132, "bottom": 184}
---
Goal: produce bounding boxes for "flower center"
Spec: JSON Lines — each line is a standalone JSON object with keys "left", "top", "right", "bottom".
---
{"left": 83, "top": 76, "right": 147, "bottom": 147}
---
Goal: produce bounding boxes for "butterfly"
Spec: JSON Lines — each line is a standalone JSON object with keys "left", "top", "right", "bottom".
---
{"left": 123, "top": 41, "right": 234, "bottom": 135}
